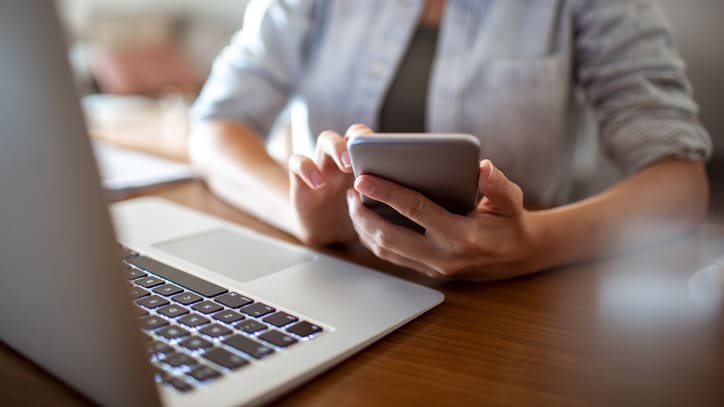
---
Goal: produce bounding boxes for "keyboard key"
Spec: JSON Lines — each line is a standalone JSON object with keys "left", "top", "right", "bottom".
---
{"left": 165, "top": 376, "right": 193, "bottom": 392}
{"left": 178, "top": 313, "right": 210, "bottom": 328}
{"left": 136, "top": 276, "right": 165, "bottom": 289}
{"left": 234, "top": 319, "right": 268, "bottom": 334}
{"left": 157, "top": 304, "right": 189, "bottom": 319}
{"left": 199, "top": 323, "right": 232, "bottom": 338}
{"left": 152, "top": 365, "right": 170, "bottom": 382}
{"left": 212, "top": 310, "right": 244, "bottom": 324}
{"left": 134, "top": 305, "right": 149, "bottom": 317}
{"left": 172, "top": 292, "right": 202, "bottom": 305}
{"left": 215, "top": 292, "right": 253, "bottom": 309}
{"left": 286, "top": 321, "right": 323, "bottom": 338}
{"left": 137, "top": 295, "right": 170, "bottom": 309}
{"left": 129, "top": 286, "right": 150, "bottom": 300}
{"left": 125, "top": 266, "right": 146, "bottom": 280}
{"left": 139, "top": 315, "right": 169, "bottom": 331}
{"left": 192, "top": 301, "right": 223, "bottom": 314}
{"left": 223, "top": 335, "right": 275, "bottom": 359}
{"left": 157, "top": 325, "right": 191, "bottom": 340}
{"left": 126, "top": 257, "right": 227, "bottom": 298}
{"left": 179, "top": 336, "right": 213, "bottom": 351}
{"left": 164, "top": 352, "right": 198, "bottom": 368}
{"left": 240, "top": 302, "right": 275, "bottom": 318}
{"left": 263, "top": 311, "right": 298, "bottom": 328}
{"left": 153, "top": 284, "right": 183, "bottom": 297}
{"left": 119, "top": 245, "right": 138, "bottom": 259}
{"left": 258, "top": 330, "right": 297, "bottom": 348}
{"left": 187, "top": 365, "right": 221, "bottom": 382}
{"left": 203, "top": 348, "right": 249, "bottom": 371}
{"left": 147, "top": 341, "right": 174, "bottom": 357}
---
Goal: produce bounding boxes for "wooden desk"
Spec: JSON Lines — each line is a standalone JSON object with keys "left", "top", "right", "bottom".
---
{"left": 2, "top": 180, "right": 723, "bottom": 406}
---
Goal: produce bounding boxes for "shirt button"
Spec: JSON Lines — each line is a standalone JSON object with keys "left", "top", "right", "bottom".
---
{"left": 369, "top": 62, "right": 386, "bottom": 77}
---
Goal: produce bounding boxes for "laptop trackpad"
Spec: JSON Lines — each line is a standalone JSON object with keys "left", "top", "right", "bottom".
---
{"left": 154, "top": 229, "right": 312, "bottom": 283}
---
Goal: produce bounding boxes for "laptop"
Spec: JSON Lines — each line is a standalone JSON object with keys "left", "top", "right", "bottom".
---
{"left": 0, "top": 2, "right": 443, "bottom": 406}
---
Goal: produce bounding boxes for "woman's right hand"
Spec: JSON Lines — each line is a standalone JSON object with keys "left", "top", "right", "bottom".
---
{"left": 288, "top": 124, "right": 371, "bottom": 246}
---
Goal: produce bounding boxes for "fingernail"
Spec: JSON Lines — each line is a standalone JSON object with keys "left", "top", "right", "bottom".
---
{"left": 484, "top": 161, "right": 495, "bottom": 182}
{"left": 341, "top": 151, "right": 352, "bottom": 169}
{"left": 355, "top": 177, "right": 376, "bottom": 195}
{"left": 311, "top": 171, "right": 325, "bottom": 188}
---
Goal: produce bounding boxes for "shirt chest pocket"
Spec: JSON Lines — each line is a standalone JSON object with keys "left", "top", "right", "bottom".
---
{"left": 457, "top": 52, "right": 573, "bottom": 202}
{"left": 461, "top": 52, "right": 571, "bottom": 130}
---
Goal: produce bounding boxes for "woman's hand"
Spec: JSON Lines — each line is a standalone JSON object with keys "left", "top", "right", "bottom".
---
{"left": 288, "top": 124, "right": 372, "bottom": 246}
{"left": 346, "top": 160, "right": 542, "bottom": 280}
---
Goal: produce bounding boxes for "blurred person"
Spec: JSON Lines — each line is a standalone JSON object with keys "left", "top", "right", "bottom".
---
{"left": 190, "top": 0, "right": 712, "bottom": 280}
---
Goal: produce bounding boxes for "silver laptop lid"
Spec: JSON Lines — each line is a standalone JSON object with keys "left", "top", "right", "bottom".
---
{"left": 0, "top": 2, "right": 160, "bottom": 406}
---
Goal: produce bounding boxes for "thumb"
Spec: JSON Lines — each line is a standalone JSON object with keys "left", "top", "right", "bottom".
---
{"left": 478, "top": 160, "right": 523, "bottom": 216}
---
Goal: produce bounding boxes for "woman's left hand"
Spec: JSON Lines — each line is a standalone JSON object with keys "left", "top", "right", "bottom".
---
{"left": 347, "top": 160, "right": 542, "bottom": 281}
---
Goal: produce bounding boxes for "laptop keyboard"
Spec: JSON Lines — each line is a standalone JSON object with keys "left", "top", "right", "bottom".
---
{"left": 120, "top": 245, "right": 324, "bottom": 393}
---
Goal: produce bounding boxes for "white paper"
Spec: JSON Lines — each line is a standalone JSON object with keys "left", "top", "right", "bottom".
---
{"left": 92, "top": 140, "right": 197, "bottom": 192}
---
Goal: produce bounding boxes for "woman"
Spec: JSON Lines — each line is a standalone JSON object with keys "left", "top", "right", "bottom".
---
{"left": 190, "top": 0, "right": 711, "bottom": 280}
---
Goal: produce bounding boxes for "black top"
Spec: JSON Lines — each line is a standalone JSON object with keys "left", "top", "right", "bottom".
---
{"left": 378, "top": 24, "right": 439, "bottom": 133}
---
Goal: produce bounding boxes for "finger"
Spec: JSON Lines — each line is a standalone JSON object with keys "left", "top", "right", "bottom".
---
{"left": 353, "top": 175, "right": 452, "bottom": 231}
{"left": 356, "top": 229, "right": 442, "bottom": 278}
{"left": 478, "top": 160, "right": 523, "bottom": 216}
{"left": 344, "top": 123, "right": 373, "bottom": 142}
{"left": 348, "top": 191, "right": 441, "bottom": 277}
{"left": 315, "top": 130, "right": 353, "bottom": 173}
{"left": 346, "top": 189, "right": 433, "bottom": 260}
{"left": 289, "top": 154, "right": 325, "bottom": 190}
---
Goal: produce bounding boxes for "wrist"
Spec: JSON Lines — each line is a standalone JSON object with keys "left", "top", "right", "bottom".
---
{"left": 518, "top": 210, "right": 553, "bottom": 274}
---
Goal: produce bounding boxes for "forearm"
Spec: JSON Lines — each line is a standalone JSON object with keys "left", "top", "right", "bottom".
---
{"left": 188, "top": 120, "right": 298, "bottom": 236}
{"left": 526, "top": 160, "right": 709, "bottom": 271}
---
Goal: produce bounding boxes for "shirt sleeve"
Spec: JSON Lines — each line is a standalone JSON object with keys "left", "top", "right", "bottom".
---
{"left": 574, "top": 0, "right": 713, "bottom": 175}
{"left": 191, "top": 0, "right": 321, "bottom": 138}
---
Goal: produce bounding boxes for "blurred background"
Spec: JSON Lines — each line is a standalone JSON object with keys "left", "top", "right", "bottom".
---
{"left": 59, "top": 0, "right": 248, "bottom": 95}
{"left": 57, "top": 0, "right": 251, "bottom": 165}
{"left": 55, "top": 0, "right": 723, "bottom": 211}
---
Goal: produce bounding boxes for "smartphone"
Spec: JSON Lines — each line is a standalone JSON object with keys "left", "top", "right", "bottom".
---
{"left": 348, "top": 133, "right": 480, "bottom": 233}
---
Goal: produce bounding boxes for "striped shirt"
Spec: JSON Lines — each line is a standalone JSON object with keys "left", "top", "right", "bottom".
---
{"left": 192, "top": 0, "right": 712, "bottom": 207}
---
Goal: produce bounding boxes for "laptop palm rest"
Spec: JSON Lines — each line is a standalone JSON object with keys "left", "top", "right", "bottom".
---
{"left": 154, "top": 228, "right": 313, "bottom": 283}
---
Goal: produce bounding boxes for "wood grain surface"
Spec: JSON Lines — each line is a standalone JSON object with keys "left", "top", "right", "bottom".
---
{"left": 2, "top": 180, "right": 723, "bottom": 406}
